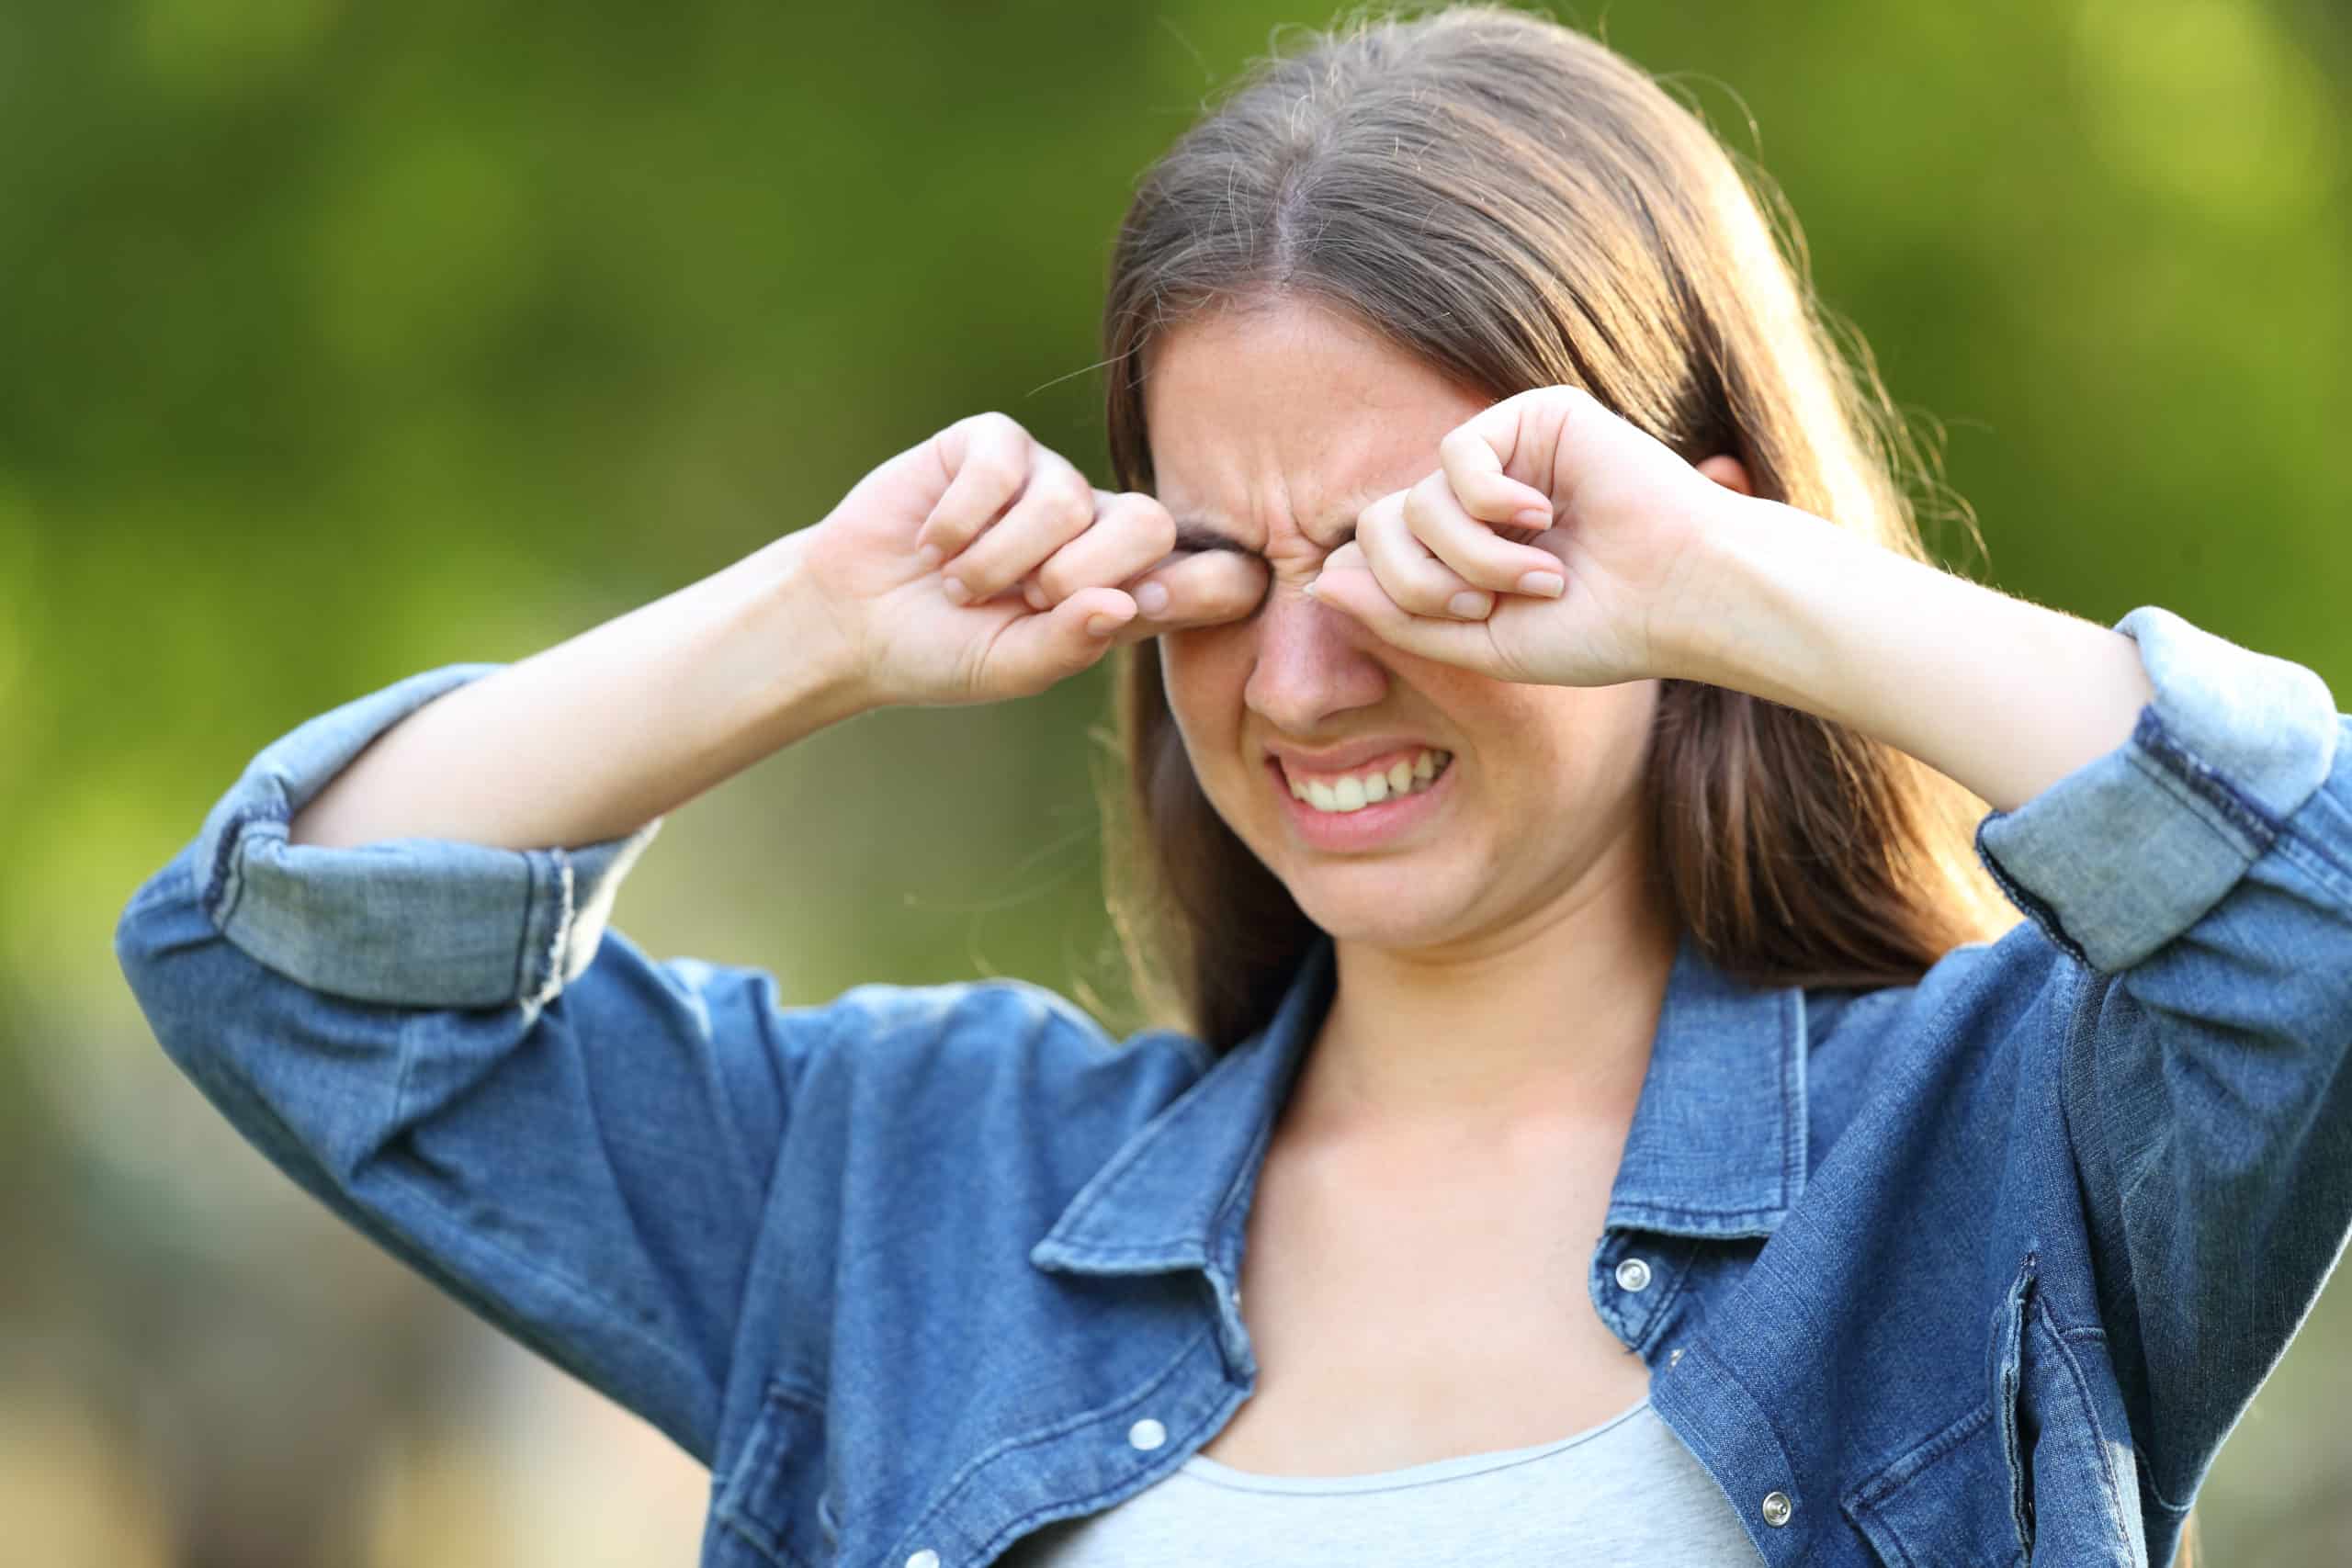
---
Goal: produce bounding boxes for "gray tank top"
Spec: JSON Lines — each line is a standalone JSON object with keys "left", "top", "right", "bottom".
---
{"left": 1000, "top": 1395, "right": 1768, "bottom": 1565}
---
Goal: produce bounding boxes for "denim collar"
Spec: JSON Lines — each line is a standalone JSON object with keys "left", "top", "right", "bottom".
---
{"left": 1032, "top": 930, "right": 1808, "bottom": 1282}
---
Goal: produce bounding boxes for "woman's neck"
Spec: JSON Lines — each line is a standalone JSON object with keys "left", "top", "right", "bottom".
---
{"left": 1295, "top": 844, "right": 1679, "bottom": 1147}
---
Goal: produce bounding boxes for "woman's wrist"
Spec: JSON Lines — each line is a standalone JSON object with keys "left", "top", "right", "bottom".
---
{"left": 1652, "top": 493, "right": 2153, "bottom": 812}
{"left": 1649, "top": 492, "right": 1879, "bottom": 702}
{"left": 731, "top": 528, "right": 883, "bottom": 742}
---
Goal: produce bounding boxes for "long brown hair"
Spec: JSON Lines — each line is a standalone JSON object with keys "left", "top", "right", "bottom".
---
{"left": 1096, "top": 2, "right": 2017, "bottom": 1047}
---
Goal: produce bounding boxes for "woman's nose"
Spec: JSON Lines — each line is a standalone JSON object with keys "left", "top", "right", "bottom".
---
{"left": 1243, "top": 584, "right": 1390, "bottom": 735}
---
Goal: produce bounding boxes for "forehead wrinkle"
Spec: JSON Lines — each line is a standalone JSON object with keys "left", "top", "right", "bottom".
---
{"left": 1147, "top": 326, "right": 1452, "bottom": 555}
{"left": 1168, "top": 500, "right": 1365, "bottom": 559}
{"left": 1161, "top": 440, "right": 1394, "bottom": 558}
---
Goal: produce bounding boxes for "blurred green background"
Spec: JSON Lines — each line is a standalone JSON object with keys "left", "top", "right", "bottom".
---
{"left": 6, "top": 0, "right": 2347, "bottom": 1562}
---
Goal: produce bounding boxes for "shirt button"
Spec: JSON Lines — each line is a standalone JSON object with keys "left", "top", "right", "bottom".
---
{"left": 907, "top": 1552, "right": 941, "bottom": 1568}
{"left": 1128, "top": 1418, "right": 1168, "bottom": 1451}
{"left": 1760, "top": 1490, "right": 1793, "bottom": 1528}
{"left": 1614, "top": 1257, "right": 1653, "bottom": 1292}
{"left": 1668, "top": 1347, "right": 1684, "bottom": 1367}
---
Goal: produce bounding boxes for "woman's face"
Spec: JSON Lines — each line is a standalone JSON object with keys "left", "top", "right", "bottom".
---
{"left": 1148, "top": 299, "right": 1664, "bottom": 953}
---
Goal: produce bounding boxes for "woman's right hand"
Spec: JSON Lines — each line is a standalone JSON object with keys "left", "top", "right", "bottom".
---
{"left": 797, "top": 412, "right": 1268, "bottom": 706}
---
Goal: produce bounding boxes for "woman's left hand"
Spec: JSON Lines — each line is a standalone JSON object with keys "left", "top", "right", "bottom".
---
{"left": 1305, "top": 385, "right": 1744, "bottom": 687}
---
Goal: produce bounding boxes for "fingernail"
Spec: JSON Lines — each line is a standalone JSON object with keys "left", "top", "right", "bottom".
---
{"left": 1136, "top": 581, "right": 1170, "bottom": 615}
{"left": 1516, "top": 571, "right": 1565, "bottom": 598}
{"left": 1301, "top": 577, "right": 1320, "bottom": 599}
{"left": 942, "top": 577, "right": 970, "bottom": 605}
{"left": 1510, "top": 507, "right": 1552, "bottom": 531}
{"left": 1448, "top": 590, "right": 1493, "bottom": 619}
{"left": 1023, "top": 581, "right": 1047, "bottom": 612}
{"left": 915, "top": 543, "right": 943, "bottom": 571}
{"left": 1085, "top": 613, "right": 1122, "bottom": 638}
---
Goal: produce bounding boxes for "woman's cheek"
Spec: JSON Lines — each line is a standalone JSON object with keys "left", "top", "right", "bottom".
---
{"left": 1158, "top": 625, "right": 1250, "bottom": 737}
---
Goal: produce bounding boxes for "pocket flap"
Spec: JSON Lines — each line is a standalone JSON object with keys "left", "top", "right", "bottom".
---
{"left": 1843, "top": 1400, "right": 2028, "bottom": 1568}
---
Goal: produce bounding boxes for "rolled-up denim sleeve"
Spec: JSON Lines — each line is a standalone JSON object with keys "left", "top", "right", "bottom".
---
{"left": 1976, "top": 605, "right": 2339, "bottom": 972}
{"left": 188, "top": 662, "right": 659, "bottom": 1008}
{"left": 115, "top": 669, "right": 821, "bottom": 1464}
{"left": 1977, "top": 605, "right": 2352, "bottom": 1512}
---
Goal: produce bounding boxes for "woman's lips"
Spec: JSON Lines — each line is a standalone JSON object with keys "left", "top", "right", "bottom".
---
{"left": 1267, "top": 751, "right": 1455, "bottom": 852}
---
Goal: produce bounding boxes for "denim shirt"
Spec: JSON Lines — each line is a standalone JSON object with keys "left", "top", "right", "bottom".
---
{"left": 114, "top": 606, "right": 2352, "bottom": 1568}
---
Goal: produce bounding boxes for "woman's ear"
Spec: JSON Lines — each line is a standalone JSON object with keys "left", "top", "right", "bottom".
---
{"left": 1694, "top": 454, "right": 1755, "bottom": 497}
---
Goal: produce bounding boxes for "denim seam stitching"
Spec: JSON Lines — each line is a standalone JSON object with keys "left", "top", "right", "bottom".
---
{"left": 2135, "top": 1447, "right": 2198, "bottom": 1519}
{"left": 1628, "top": 1243, "right": 1697, "bottom": 1357}
{"left": 207, "top": 807, "right": 270, "bottom": 930}
{"left": 713, "top": 1512, "right": 814, "bottom": 1568}
{"left": 713, "top": 1378, "right": 829, "bottom": 1568}
{"left": 2124, "top": 742, "right": 2268, "bottom": 865}
{"left": 1689, "top": 1341, "right": 1807, "bottom": 1533}
{"left": 509, "top": 849, "right": 545, "bottom": 1005}
{"left": 1975, "top": 826, "right": 2088, "bottom": 968}
{"left": 1849, "top": 1397, "right": 1995, "bottom": 1506}
{"left": 2273, "top": 816, "right": 2352, "bottom": 905}
{"left": 1048, "top": 1239, "right": 1209, "bottom": 1260}
{"left": 1607, "top": 1200, "right": 1789, "bottom": 1229}
{"left": 2130, "top": 707, "right": 2282, "bottom": 848}
{"left": 1844, "top": 1401, "right": 1996, "bottom": 1568}
{"left": 2030, "top": 1290, "right": 2140, "bottom": 1552}
{"left": 537, "top": 849, "right": 579, "bottom": 1008}
{"left": 1777, "top": 988, "right": 1804, "bottom": 1209}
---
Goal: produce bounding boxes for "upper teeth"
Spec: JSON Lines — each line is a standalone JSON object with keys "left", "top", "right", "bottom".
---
{"left": 1288, "top": 749, "right": 1452, "bottom": 813}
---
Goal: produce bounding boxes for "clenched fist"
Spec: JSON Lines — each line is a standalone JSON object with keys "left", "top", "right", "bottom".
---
{"left": 797, "top": 412, "right": 1268, "bottom": 705}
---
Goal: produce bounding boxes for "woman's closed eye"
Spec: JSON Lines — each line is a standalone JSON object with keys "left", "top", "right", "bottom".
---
{"left": 1170, "top": 517, "right": 1357, "bottom": 560}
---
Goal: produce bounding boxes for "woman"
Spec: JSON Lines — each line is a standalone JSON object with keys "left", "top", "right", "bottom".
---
{"left": 114, "top": 6, "right": 2343, "bottom": 1565}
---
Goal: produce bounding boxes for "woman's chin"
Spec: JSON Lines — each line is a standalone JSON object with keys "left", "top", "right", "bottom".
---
{"left": 1283, "top": 868, "right": 1477, "bottom": 952}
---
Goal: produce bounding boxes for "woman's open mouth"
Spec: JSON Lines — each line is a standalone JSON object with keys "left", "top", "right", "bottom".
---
{"left": 1267, "top": 747, "right": 1456, "bottom": 850}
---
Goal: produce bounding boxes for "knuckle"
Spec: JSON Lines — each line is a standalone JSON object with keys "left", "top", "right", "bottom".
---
{"left": 972, "top": 452, "right": 1024, "bottom": 497}
{"left": 943, "top": 511, "right": 997, "bottom": 550}
{"left": 1458, "top": 556, "right": 1518, "bottom": 592}
{"left": 1396, "top": 576, "right": 1453, "bottom": 616}
{"left": 930, "top": 511, "right": 983, "bottom": 546}
{"left": 1108, "top": 491, "right": 1177, "bottom": 548}
{"left": 1140, "top": 504, "right": 1177, "bottom": 556}
{"left": 1036, "top": 555, "right": 1079, "bottom": 600}
{"left": 1401, "top": 476, "right": 1448, "bottom": 525}
{"left": 1053, "top": 469, "right": 1096, "bottom": 525}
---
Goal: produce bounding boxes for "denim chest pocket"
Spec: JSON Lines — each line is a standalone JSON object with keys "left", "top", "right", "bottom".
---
{"left": 715, "top": 1379, "right": 839, "bottom": 1568}
{"left": 1841, "top": 1253, "right": 2048, "bottom": 1568}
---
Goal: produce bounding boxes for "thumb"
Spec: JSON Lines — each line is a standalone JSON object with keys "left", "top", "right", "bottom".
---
{"left": 977, "top": 586, "right": 1136, "bottom": 697}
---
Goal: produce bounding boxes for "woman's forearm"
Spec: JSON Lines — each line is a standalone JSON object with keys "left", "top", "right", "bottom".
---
{"left": 1665, "top": 499, "right": 2154, "bottom": 814}
{"left": 288, "top": 531, "right": 871, "bottom": 852}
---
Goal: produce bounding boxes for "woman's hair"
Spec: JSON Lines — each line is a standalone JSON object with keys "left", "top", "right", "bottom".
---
{"left": 1094, "top": 2, "right": 2023, "bottom": 1051}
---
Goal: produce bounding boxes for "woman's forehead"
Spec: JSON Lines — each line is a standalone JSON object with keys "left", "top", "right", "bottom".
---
{"left": 1143, "top": 306, "right": 1487, "bottom": 550}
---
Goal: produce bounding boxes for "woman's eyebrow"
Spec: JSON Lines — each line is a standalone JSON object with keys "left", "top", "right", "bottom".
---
{"left": 1170, "top": 518, "right": 1260, "bottom": 556}
{"left": 1170, "top": 516, "right": 1357, "bottom": 555}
